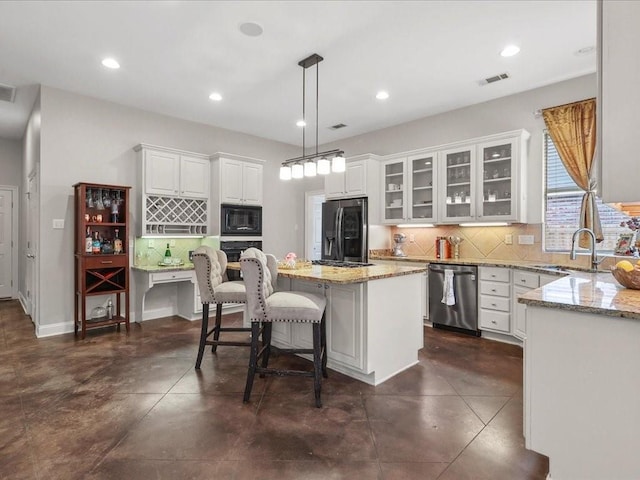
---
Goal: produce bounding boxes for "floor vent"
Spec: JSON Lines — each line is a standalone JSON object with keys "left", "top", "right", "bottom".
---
{"left": 479, "top": 73, "right": 510, "bottom": 86}
{"left": 0, "top": 83, "right": 17, "bottom": 103}
{"left": 329, "top": 123, "right": 347, "bottom": 130}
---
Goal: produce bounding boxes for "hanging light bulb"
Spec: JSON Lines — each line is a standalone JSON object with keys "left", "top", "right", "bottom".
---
{"left": 291, "top": 163, "right": 304, "bottom": 179}
{"left": 304, "top": 159, "right": 317, "bottom": 177}
{"left": 332, "top": 152, "right": 346, "bottom": 173}
{"left": 279, "top": 165, "right": 292, "bottom": 180}
{"left": 317, "top": 157, "right": 330, "bottom": 175}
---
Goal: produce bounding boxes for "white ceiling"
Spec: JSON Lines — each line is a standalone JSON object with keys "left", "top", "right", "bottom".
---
{"left": 0, "top": 1, "right": 596, "bottom": 145}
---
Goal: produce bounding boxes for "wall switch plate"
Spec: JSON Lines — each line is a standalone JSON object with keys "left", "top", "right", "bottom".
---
{"left": 518, "top": 235, "right": 534, "bottom": 245}
{"left": 188, "top": 250, "right": 194, "bottom": 262}
{"left": 409, "top": 234, "right": 415, "bottom": 242}
{"left": 52, "top": 219, "right": 64, "bottom": 229}
{"left": 504, "top": 234, "right": 513, "bottom": 245}
{"left": 170, "top": 239, "right": 176, "bottom": 247}
{"left": 148, "top": 239, "right": 155, "bottom": 248}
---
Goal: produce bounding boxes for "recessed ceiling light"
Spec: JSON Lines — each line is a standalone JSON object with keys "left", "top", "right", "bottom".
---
{"left": 376, "top": 91, "right": 389, "bottom": 100}
{"left": 500, "top": 45, "right": 520, "bottom": 57}
{"left": 239, "top": 22, "right": 263, "bottom": 37}
{"left": 101, "top": 58, "right": 120, "bottom": 69}
{"left": 296, "top": 120, "right": 306, "bottom": 127}
{"left": 209, "top": 92, "right": 222, "bottom": 101}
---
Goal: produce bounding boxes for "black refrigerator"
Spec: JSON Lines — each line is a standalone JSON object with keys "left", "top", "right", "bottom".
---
{"left": 321, "top": 197, "right": 368, "bottom": 262}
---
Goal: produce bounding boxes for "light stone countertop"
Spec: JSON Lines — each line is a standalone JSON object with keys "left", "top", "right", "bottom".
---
{"left": 131, "top": 263, "right": 195, "bottom": 273}
{"left": 227, "top": 262, "right": 427, "bottom": 285}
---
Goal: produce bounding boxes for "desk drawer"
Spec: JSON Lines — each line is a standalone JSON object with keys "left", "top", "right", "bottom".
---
{"left": 84, "top": 255, "right": 127, "bottom": 269}
{"left": 151, "top": 270, "right": 193, "bottom": 283}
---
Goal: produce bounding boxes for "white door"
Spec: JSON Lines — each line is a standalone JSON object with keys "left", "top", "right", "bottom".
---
{"left": 26, "top": 171, "right": 39, "bottom": 323}
{"left": 242, "top": 163, "right": 263, "bottom": 205}
{"left": 0, "top": 188, "right": 13, "bottom": 298}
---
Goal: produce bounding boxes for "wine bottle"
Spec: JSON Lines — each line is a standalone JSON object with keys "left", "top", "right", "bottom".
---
{"left": 164, "top": 243, "right": 172, "bottom": 258}
{"left": 85, "top": 227, "right": 92, "bottom": 253}
{"left": 113, "top": 229, "right": 123, "bottom": 254}
{"left": 92, "top": 232, "right": 101, "bottom": 254}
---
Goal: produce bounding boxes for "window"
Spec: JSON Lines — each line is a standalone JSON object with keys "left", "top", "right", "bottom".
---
{"left": 543, "top": 132, "right": 631, "bottom": 252}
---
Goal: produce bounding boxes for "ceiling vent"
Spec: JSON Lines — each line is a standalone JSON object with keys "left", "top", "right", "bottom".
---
{"left": 0, "top": 83, "right": 17, "bottom": 103}
{"left": 329, "top": 123, "right": 347, "bottom": 130}
{"left": 479, "top": 73, "right": 510, "bottom": 86}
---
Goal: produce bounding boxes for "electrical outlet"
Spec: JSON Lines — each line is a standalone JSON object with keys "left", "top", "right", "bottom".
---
{"left": 504, "top": 234, "right": 513, "bottom": 245}
{"left": 170, "top": 239, "right": 176, "bottom": 247}
{"left": 148, "top": 239, "right": 155, "bottom": 248}
{"left": 409, "top": 234, "right": 415, "bottom": 242}
{"left": 52, "top": 219, "right": 64, "bottom": 229}
{"left": 518, "top": 235, "right": 535, "bottom": 245}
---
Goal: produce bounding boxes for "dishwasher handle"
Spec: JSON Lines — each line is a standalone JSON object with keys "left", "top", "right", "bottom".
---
{"left": 429, "top": 267, "right": 476, "bottom": 275}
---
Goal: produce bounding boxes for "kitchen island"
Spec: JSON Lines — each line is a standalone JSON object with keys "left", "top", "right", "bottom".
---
{"left": 518, "top": 272, "right": 640, "bottom": 480}
{"left": 230, "top": 262, "right": 428, "bottom": 386}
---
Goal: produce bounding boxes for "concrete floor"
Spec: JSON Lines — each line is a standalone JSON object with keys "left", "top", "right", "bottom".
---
{"left": 0, "top": 299, "right": 548, "bottom": 479}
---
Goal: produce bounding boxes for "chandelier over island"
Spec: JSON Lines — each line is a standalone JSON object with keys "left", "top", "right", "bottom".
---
{"left": 280, "top": 53, "right": 345, "bottom": 180}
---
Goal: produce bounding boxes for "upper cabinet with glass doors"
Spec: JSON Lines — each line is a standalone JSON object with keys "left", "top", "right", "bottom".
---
{"left": 438, "top": 129, "right": 529, "bottom": 224}
{"left": 381, "top": 152, "right": 438, "bottom": 225}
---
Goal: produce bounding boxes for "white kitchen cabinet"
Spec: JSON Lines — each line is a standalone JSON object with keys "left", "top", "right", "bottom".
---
{"left": 381, "top": 151, "right": 438, "bottom": 225}
{"left": 479, "top": 267, "right": 511, "bottom": 334}
{"left": 512, "top": 271, "right": 561, "bottom": 340}
{"left": 439, "top": 130, "right": 529, "bottom": 224}
{"left": 214, "top": 155, "right": 263, "bottom": 205}
{"left": 599, "top": 0, "right": 640, "bottom": 203}
{"left": 135, "top": 144, "right": 211, "bottom": 236}
{"left": 137, "top": 145, "right": 210, "bottom": 198}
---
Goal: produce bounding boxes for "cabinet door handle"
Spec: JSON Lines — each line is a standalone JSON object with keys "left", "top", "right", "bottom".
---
{"left": 491, "top": 288, "right": 496, "bottom": 292}
{"left": 491, "top": 303, "right": 497, "bottom": 307}
{"left": 491, "top": 320, "right": 497, "bottom": 324}
{"left": 101, "top": 261, "right": 113, "bottom": 264}
{"left": 521, "top": 279, "right": 527, "bottom": 283}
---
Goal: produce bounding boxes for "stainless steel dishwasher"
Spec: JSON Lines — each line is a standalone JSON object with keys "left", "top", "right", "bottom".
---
{"left": 428, "top": 263, "right": 479, "bottom": 336}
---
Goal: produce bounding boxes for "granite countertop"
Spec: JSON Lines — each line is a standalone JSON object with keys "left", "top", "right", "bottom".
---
{"left": 518, "top": 270, "right": 640, "bottom": 320}
{"left": 227, "top": 262, "right": 427, "bottom": 285}
{"left": 132, "top": 263, "right": 195, "bottom": 273}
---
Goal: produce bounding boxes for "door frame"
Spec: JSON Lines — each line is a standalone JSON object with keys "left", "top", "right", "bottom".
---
{"left": 304, "top": 190, "right": 325, "bottom": 260}
{"left": 0, "top": 185, "right": 19, "bottom": 299}
{"left": 25, "top": 168, "right": 39, "bottom": 327}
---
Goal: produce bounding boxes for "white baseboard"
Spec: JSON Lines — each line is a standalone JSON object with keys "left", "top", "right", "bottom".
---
{"left": 141, "top": 306, "right": 176, "bottom": 322}
{"left": 18, "top": 291, "right": 30, "bottom": 315}
{"left": 36, "top": 321, "right": 74, "bottom": 338}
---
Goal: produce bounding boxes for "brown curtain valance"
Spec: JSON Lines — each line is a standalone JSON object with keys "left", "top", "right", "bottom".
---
{"left": 542, "top": 98, "right": 602, "bottom": 248}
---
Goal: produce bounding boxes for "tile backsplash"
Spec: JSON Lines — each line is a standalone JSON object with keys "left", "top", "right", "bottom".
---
{"left": 386, "top": 224, "right": 618, "bottom": 269}
{"left": 133, "top": 237, "right": 220, "bottom": 266}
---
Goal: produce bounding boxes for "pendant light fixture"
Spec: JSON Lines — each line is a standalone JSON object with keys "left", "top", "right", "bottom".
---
{"left": 280, "top": 53, "right": 344, "bottom": 180}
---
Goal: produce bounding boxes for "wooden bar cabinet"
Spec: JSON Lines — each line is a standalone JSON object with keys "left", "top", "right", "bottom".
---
{"left": 73, "top": 182, "right": 131, "bottom": 338}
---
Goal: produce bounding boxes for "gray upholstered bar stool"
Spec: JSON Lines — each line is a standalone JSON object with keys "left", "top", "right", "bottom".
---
{"left": 240, "top": 248, "right": 327, "bottom": 408}
{"left": 192, "top": 245, "right": 249, "bottom": 369}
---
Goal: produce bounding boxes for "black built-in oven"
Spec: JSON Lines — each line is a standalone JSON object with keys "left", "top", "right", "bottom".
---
{"left": 221, "top": 204, "right": 262, "bottom": 236}
{"left": 220, "top": 240, "right": 262, "bottom": 281}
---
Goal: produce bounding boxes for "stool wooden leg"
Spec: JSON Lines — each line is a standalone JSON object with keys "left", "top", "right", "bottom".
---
{"left": 312, "top": 321, "right": 323, "bottom": 408}
{"left": 243, "top": 321, "right": 260, "bottom": 403}
{"left": 195, "top": 303, "right": 209, "bottom": 369}
{"left": 211, "top": 303, "right": 223, "bottom": 353}
{"left": 320, "top": 312, "right": 328, "bottom": 378}
{"left": 260, "top": 322, "right": 272, "bottom": 377}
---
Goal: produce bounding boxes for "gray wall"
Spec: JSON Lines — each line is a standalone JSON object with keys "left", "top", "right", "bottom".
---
{"left": 0, "top": 137, "right": 22, "bottom": 186}
{"left": 318, "top": 73, "right": 597, "bottom": 225}
{"left": 33, "top": 86, "right": 304, "bottom": 330}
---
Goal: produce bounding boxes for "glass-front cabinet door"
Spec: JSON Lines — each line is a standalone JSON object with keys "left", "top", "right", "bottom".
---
{"left": 477, "top": 138, "right": 517, "bottom": 221}
{"left": 408, "top": 152, "right": 437, "bottom": 223}
{"left": 382, "top": 158, "right": 406, "bottom": 223}
{"left": 439, "top": 145, "right": 476, "bottom": 223}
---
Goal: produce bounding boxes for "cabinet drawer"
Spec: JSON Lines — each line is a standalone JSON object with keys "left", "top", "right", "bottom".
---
{"left": 480, "top": 309, "right": 510, "bottom": 333}
{"left": 84, "top": 255, "right": 127, "bottom": 269}
{"left": 151, "top": 270, "right": 194, "bottom": 283}
{"left": 513, "top": 271, "right": 539, "bottom": 289}
{"left": 480, "top": 281, "right": 510, "bottom": 297}
{"left": 479, "top": 267, "right": 510, "bottom": 283}
{"left": 480, "top": 294, "right": 510, "bottom": 312}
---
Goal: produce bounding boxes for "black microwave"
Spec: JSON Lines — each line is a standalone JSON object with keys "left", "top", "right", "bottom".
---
{"left": 221, "top": 204, "right": 262, "bottom": 236}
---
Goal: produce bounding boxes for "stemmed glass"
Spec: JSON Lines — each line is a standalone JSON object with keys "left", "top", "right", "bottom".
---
{"left": 86, "top": 187, "right": 94, "bottom": 208}
{"left": 95, "top": 188, "right": 104, "bottom": 210}
{"left": 102, "top": 189, "right": 112, "bottom": 209}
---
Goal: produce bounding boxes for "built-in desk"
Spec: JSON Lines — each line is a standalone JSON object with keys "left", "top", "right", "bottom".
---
{"left": 131, "top": 264, "right": 199, "bottom": 322}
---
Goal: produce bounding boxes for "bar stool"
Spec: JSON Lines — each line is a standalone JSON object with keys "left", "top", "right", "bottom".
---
{"left": 192, "top": 246, "right": 249, "bottom": 369}
{"left": 240, "top": 250, "right": 327, "bottom": 408}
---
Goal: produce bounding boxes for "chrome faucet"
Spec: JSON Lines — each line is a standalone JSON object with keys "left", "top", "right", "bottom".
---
{"left": 570, "top": 228, "right": 603, "bottom": 271}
